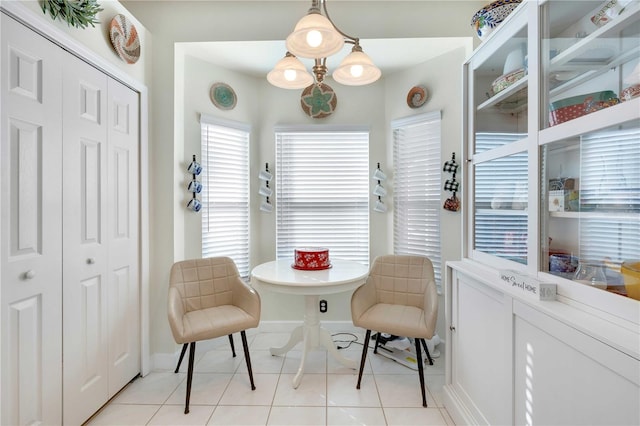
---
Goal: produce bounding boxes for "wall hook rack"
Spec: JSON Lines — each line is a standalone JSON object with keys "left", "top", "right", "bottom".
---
{"left": 259, "top": 162, "right": 273, "bottom": 212}
{"left": 187, "top": 154, "right": 202, "bottom": 212}
{"left": 372, "top": 162, "right": 387, "bottom": 213}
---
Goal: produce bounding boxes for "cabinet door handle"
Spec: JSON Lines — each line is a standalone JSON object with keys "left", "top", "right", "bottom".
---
{"left": 87, "top": 258, "right": 96, "bottom": 265}
{"left": 24, "top": 270, "right": 36, "bottom": 280}
{"left": 450, "top": 325, "right": 456, "bottom": 331}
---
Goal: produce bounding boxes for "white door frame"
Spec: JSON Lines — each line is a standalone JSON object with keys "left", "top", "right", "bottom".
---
{"left": 0, "top": 1, "right": 151, "bottom": 377}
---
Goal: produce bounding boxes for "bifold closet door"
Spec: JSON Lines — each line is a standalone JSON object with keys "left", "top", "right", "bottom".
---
{"left": 106, "top": 77, "right": 140, "bottom": 398}
{"left": 61, "top": 55, "right": 141, "bottom": 425}
{"left": 62, "top": 53, "right": 110, "bottom": 426}
{"left": 0, "top": 13, "right": 64, "bottom": 426}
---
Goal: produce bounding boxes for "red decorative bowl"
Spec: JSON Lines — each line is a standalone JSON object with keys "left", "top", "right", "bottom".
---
{"left": 549, "top": 90, "right": 620, "bottom": 126}
{"left": 292, "top": 248, "right": 331, "bottom": 270}
{"left": 621, "top": 84, "right": 640, "bottom": 102}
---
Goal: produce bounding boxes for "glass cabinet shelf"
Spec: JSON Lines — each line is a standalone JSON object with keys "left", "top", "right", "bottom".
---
{"left": 465, "top": 0, "right": 640, "bottom": 321}
{"left": 477, "top": 76, "right": 528, "bottom": 112}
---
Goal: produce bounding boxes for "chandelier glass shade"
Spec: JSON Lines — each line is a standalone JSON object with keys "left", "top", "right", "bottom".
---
{"left": 286, "top": 12, "right": 344, "bottom": 59}
{"left": 333, "top": 46, "right": 381, "bottom": 86}
{"left": 268, "top": 0, "right": 381, "bottom": 89}
{"left": 267, "top": 53, "right": 315, "bottom": 89}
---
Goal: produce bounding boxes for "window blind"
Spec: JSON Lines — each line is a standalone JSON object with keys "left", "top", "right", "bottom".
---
{"left": 392, "top": 111, "right": 442, "bottom": 288}
{"left": 579, "top": 127, "right": 640, "bottom": 264}
{"left": 275, "top": 129, "right": 369, "bottom": 265}
{"left": 200, "top": 115, "right": 250, "bottom": 278}
{"left": 474, "top": 133, "right": 528, "bottom": 264}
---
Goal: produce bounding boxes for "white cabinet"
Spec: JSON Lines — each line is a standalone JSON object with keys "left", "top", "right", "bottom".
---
{"left": 445, "top": 262, "right": 640, "bottom": 425}
{"left": 449, "top": 1, "right": 640, "bottom": 422}
{"left": 449, "top": 273, "right": 511, "bottom": 425}
{"left": 1, "top": 12, "right": 140, "bottom": 425}
{"left": 513, "top": 302, "right": 639, "bottom": 425}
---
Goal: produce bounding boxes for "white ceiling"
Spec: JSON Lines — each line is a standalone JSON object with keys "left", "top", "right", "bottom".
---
{"left": 180, "top": 37, "right": 472, "bottom": 79}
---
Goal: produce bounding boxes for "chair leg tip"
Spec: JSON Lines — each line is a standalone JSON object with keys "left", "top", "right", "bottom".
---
{"left": 184, "top": 408, "right": 189, "bottom": 414}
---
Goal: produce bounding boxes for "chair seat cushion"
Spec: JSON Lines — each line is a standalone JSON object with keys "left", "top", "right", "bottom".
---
{"left": 178, "top": 305, "right": 259, "bottom": 344}
{"left": 355, "top": 303, "right": 433, "bottom": 339}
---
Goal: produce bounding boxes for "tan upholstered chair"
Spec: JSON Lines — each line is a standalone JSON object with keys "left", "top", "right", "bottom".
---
{"left": 351, "top": 255, "right": 438, "bottom": 407}
{"left": 167, "top": 257, "right": 261, "bottom": 414}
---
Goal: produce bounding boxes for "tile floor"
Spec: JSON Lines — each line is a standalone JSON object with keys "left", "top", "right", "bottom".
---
{"left": 87, "top": 331, "right": 454, "bottom": 426}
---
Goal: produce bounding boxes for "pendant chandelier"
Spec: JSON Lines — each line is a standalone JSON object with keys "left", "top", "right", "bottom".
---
{"left": 267, "top": 0, "right": 381, "bottom": 89}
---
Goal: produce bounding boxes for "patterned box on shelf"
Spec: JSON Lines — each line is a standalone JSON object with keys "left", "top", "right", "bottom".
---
{"left": 549, "top": 190, "right": 579, "bottom": 211}
{"left": 549, "top": 90, "right": 620, "bottom": 126}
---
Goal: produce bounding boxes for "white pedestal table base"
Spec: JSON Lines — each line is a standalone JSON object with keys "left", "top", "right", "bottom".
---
{"left": 269, "top": 295, "right": 357, "bottom": 388}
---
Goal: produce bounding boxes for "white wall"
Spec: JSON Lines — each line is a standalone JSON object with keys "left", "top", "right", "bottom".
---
{"left": 384, "top": 45, "right": 473, "bottom": 338}
{"left": 16, "top": 0, "right": 151, "bottom": 86}
{"left": 176, "top": 44, "right": 472, "bottom": 348}
{"left": 121, "top": 0, "right": 484, "bottom": 356}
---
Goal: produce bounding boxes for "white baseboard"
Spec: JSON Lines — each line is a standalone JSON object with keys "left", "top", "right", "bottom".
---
{"left": 443, "top": 383, "right": 485, "bottom": 426}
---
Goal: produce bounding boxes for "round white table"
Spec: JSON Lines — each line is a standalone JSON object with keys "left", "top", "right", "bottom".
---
{"left": 251, "top": 259, "right": 369, "bottom": 388}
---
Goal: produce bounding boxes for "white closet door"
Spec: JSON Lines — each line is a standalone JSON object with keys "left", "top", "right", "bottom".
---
{"left": 62, "top": 54, "right": 109, "bottom": 426}
{"left": 106, "top": 78, "right": 140, "bottom": 397}
{"left": 0, "top": 13, "right": 63, "bottom": 426}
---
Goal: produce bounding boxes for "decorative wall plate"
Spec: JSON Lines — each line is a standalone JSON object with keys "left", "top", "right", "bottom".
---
{"left": 407, "top": 85, "right": 428, "bottom": 108}
{"left": 300, "top": 83, "right": 337, "bottom": 119}
{"left": 109, "top": 14, "right": 140, "bottom": 64}
{"left": 210, "top": 82, "right": 237, "bottom": 110}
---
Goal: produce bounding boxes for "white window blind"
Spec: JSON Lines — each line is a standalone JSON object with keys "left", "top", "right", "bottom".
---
{"left": 579, "top": 128, "right": 640, "bottom": 264}
{"left": 275, "top": 128, "right": 369, "bottom": 265}
{"left": 392, "top": 111, "right": 442, "bottom": 288}
{"left": 474, "top": 133, "right": 528, "bottom": 264}
{"left": 200, "top": 115, "right": 250, "bottom": 278}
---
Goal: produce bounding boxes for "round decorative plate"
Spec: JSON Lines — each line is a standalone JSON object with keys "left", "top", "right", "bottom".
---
{"left": 109, "top": 14, "right": 140, "bottom": 64}
{"left": 300, "top": 83, "right": 337, "bottom": 119}
{"left": 210, "top": 82, "right": 237, "bottom": 110}
{"left": 407, "top": 85, "right": 428, "bottom": 108}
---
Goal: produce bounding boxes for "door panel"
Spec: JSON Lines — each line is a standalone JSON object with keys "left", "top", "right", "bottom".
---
{"left": 107, "top": 78, "right": 140, "bottom": 397}
{"left": 0, "top": 13, "right": 63, "bottom": 426}
{"left": 62, "top": 54, "right": 109, "bottom": 426}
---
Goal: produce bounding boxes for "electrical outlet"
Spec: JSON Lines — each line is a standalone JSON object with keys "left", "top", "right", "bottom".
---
{"left": 319, "top": 299, "right": 328, "bottom": 313}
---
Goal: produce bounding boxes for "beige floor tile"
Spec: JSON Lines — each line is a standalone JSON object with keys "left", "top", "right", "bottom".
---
{"left": 383, "top": 407, "right": 448, "bottom": 425}
{"left": 272, "top": 373, "right": 327, "bottom": 406}
{"left": 147, "top": 404, "right": 215, "bottom": 425}
{"left": 85, "top": 403, "right": 160, "bottom": 425}
{"left": 267, "top": 406, "right": 326, "bottom": 425}
{"left": 327, "top": 374, "right": 381, "bottom": 407}
{"left": 207, "top": 405, "right": 271, "bottom": 425}
{"left": 218, "top": 373, "right": 279, "bottom": 406}
{"left": 326, "top": 406, "right": 387, "bottom": 425}
{"left": 112, "top": 372, "right": 185, "bottom": 405}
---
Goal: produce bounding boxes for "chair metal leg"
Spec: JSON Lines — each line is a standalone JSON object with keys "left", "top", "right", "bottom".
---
{"left": 357, "top": 330, "right": 371, "bottom": 390}
{"left": 420, "top": 338, "right": 434, "bottom": 365}
{"left": 373, "top": 331, "right": 381, "bottom": 354}
{"left": 240, "top": 330, "right": 256, "bottom": 390}
{"left": 228, "top": 334, "right": 236, "bottom": 357}
{"left": 185, "top": 342, "right": 196, "bottom": 414}
{"left": 415, "top": 338, "right": 427, "bottom": 407}
{"left": 175, "top": 343, "right": 188, "bottom": 373}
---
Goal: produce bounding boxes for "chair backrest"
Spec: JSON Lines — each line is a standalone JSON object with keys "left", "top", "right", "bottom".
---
{"left": 169, "top": 257, "right": 242, "bottom": 313}
{"left": 367, "top": 254, "right": 436, "bottom": 309}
